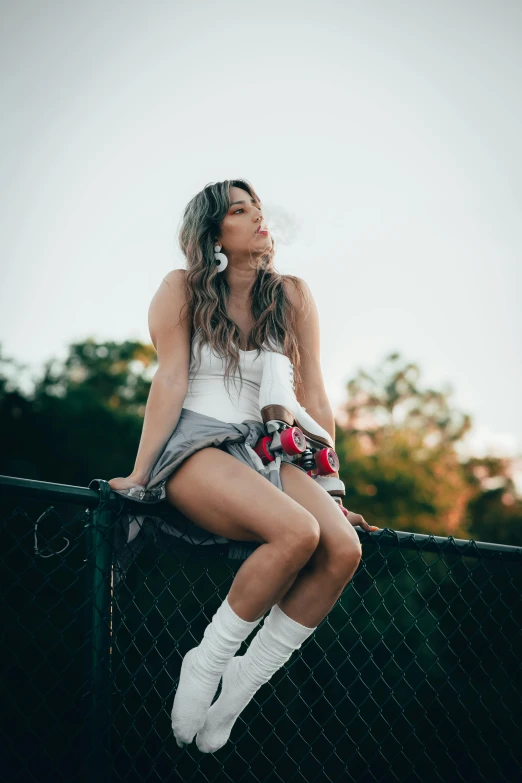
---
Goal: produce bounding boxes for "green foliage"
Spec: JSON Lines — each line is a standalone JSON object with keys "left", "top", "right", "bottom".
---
{"left": 0, "top": 339, "right": 157, "bottom": 486}
{"left": 335, "top": 352, "right": 522, "bottom": 545}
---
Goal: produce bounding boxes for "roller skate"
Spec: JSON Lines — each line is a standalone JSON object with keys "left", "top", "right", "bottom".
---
{"left": 253, "top": 351, "right": 341, "bottom": 482}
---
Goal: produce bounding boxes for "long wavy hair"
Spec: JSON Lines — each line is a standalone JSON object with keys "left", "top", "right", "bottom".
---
{"left": 177, "top": 179, "right": 308, "bottom": 401}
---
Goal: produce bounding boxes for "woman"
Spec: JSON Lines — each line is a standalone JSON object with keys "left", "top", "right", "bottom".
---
{"left": 108, "top": 179, "right": 377, "bottom": 754}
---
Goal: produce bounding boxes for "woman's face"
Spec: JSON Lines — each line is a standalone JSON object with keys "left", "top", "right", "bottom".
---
{"left": 216, "top": 186, "right": 272, "bottom": 259}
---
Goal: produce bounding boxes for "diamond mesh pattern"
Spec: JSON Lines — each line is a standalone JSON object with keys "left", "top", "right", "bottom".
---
{"left": 1, "top": 475, "right": 521, "bottom": 783}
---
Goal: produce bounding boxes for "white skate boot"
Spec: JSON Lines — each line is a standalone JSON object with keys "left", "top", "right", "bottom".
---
{"left": 258, "top": 351, "right": 334, "bottom": 450}
{"left": 254, "top": 351, "right": 344, "bottom": 484}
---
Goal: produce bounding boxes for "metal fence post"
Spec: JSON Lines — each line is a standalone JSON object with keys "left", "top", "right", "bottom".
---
{"left": 86, "top": 479, "right": 114, "bottom": 783}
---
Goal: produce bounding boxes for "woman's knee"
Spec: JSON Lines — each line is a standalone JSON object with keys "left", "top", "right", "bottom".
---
{"left": 278, "top": 509, "right": 321, "bottom": 562}
{"left": 315, "top": 532, "right": 363, "bottom": 585}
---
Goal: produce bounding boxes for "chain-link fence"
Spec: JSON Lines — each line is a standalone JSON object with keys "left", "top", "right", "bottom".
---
{"left": 1, "top": 474, "right": 521, "bottom": 783}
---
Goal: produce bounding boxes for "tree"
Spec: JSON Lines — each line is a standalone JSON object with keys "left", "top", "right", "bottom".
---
{"left": 335, "top": 352, "right": 521, "bottom": 544}
{"left": 0, "top": 339, "right": 157, "bottom": 486}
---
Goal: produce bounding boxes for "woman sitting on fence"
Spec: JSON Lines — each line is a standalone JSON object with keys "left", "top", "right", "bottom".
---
{"left": 108, "top": 178, "right": 376, "bottom": 754}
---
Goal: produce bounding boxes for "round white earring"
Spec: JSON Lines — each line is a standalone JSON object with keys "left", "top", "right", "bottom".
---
{"left": 214, "top": 244, "right": 228, "bottom": 272}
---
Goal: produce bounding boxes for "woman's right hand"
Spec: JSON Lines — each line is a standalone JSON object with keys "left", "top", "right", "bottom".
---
{"left": 108, "top": 475, "right": 148, "bottom": 492}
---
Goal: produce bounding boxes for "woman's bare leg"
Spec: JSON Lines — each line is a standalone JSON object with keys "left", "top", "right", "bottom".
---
{"left": 166, "top": 450, "right": 361, "bottom": 627}
{"left": 194, "top": 463, "right": 363, "bottom": 754}
{"left": 167, "top": 446, "right": 323, "bottom": 745}
{"left": 194, "top": 462, "right": 365, "bottom": 753}
{"left": 165, "top": 447, "right": 321, "bottom": 621}
{"left": 202, "top": 462, "right": 362, "bottom": 624}
{"left": 274, "top": 461, "right": 364, "bottom": 627}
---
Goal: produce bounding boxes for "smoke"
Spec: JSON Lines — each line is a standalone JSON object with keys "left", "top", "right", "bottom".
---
{"left": 262, "top": 201, "right": 301, "bottom": 246}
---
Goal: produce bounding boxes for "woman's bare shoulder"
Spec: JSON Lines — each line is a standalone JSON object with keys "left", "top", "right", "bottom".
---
{"left": 148, "top": 269, "right": 190, "bottom": 346}
{"left": 162, "top": 268, "right": 188, "bottom": 287}
{"left": 282, "top": 274, "right": 310, "bottom": 309}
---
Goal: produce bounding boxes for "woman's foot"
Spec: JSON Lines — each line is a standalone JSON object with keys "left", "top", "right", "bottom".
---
{"left": 171, "top": 596, "right": 263, "bottom": 747}
{"left": 171, "top": 647, "right": 223, "bottom": 747}
{"left": 195, "top": 655, "right": 257, "bottom": 754}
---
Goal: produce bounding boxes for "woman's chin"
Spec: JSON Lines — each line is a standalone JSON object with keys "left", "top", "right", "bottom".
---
{"left": 250, "top": 237, "right": 272, "bottom": 250}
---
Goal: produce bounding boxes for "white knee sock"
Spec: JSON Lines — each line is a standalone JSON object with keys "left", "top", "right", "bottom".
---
{"left": 196, "top": 602, "right": 317, "bottom": 753}
{"left": 171, "top": 595, "right": 262, "bottom": 747}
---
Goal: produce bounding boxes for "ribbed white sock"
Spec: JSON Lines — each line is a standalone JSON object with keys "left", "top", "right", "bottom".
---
{"left": 171, "top": 595, "right": 262, "bottom": 747}
{"left": 196, "top": 603, "right": 317, "bottom": 753}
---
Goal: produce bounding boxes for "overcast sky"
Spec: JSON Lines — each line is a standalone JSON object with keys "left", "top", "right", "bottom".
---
{"left": 1, "top": 0, "right": 521, "bottom": 464}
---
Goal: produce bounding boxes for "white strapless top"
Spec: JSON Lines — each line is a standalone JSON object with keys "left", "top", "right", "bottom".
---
{"left": 182, "top": 339, "right": 276, "bottom": 424}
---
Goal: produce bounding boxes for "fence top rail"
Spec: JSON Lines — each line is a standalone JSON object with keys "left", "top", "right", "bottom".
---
{"left": 1, "top": 474, "right": 521, "bottom": 561}
{"left": 1, "top": 473, "right": 100, "bottom": 507}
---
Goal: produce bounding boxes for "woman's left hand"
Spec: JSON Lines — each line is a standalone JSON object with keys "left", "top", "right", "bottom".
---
{"left": 338, "top": 501, "right": 378, "bottom": 532}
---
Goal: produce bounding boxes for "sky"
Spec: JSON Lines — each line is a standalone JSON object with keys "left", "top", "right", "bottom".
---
{"left": 1, "top": 0, "right": 521, "bottom": 466}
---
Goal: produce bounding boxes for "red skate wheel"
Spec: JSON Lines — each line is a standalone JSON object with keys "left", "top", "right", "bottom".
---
{"left": 280, "top": 426, "right": 307, "bottom": 456}
{"left": 314, "top": 447, "right": 340, "bottom": 475}
{"left": 253, "top": 435, "right": 275, "bottom": 464}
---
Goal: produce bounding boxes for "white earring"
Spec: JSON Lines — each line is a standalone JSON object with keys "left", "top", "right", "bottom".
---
{"left": 214, "top": 244, "right": 228, "bottom": 272}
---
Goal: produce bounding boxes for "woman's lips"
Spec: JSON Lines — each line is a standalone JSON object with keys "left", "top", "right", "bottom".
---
{"left": 256, "top": 229, "right": 269, "bottom": 235}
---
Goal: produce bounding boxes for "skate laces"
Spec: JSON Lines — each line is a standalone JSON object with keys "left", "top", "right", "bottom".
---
{"left": 289, "top": 363, "right": 295, "bottom": 392}
{"left": 288, "top": 363, "right": 308, "bottom": 411}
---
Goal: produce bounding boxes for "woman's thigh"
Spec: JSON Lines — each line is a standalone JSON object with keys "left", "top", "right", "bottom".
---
{"left": 164, "top": 446, "right": 319, "bottom": 545}
{"left": 279, "top": 462, "right": 362, "bottom": 562}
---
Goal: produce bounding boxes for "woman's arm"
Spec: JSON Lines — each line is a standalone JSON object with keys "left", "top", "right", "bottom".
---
{"left": 282, "top": 276, "right": 338, "bottom": 474}
{"left": 129, "top": 374, "right": 188, "bottom": 484}
{"left": 283, "top": 276, "right": 378, "bottom": 529}
{"left": 109, "top": 269, "right": 191, "bottom": 489}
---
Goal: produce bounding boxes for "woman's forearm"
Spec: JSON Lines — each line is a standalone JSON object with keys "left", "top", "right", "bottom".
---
{"left": 130, "top": 373, "right": 188, "bottom": 484}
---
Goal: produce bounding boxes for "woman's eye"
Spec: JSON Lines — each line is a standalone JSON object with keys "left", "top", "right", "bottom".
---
{"left": 232, "top": 205, "right": 260, "bottom": 214}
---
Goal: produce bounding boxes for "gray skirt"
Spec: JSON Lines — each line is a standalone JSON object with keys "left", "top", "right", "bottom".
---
{"left": 93, "top": 407, "right": 308, "bottom": 585}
